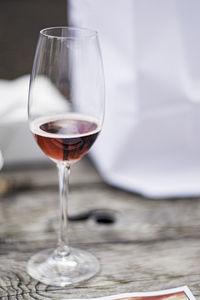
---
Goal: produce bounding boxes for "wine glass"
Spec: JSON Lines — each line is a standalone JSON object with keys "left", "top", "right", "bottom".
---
{"left": 27, "top": 27, "right": 105, "bottom": 287}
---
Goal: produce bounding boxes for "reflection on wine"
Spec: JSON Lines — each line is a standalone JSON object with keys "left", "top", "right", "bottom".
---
{"left": 31, "top": 114, "right": 100, "bottom": 163}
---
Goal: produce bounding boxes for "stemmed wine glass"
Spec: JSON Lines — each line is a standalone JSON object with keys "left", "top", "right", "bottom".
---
{"left": 27, "top": 27, "right": 105, "bottom": 287}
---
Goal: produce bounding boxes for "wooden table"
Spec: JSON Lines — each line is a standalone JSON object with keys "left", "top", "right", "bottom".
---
{"left": 0, "top": 157, "right": 200, "bottom": 299}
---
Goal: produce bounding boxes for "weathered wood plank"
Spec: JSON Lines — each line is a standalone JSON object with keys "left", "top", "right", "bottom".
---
{"left": 1, "top": 157, "right": 102, "bottom": 190}
{"left": 0, "top": 158, "right": 200, "bottom": 299}
{"left": 1, "top": 183, "right": 200, "bottom": 243}
{"left": 0, "top": 240, "right": 199, "bottom": 299}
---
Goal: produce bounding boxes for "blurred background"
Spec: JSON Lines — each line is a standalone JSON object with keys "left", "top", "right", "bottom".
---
{"left": 1, "top": 0, "right": 200, "bottom": 199}
{"left": 0, "top": 0, "right": 67, "bottom": 79}
{"left": 0, "top": 0, "right": 68, "bottom": 167}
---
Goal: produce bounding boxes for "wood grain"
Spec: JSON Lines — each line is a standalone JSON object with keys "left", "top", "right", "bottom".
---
{"left": 0, "top": 158, "right": 200, "bottom": 299}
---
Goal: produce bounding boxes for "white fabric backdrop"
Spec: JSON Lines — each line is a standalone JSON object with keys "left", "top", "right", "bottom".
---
{"left": 69, "top": 0, "right": 200, "bottom": 198}
{"left": 0, "top": 76, "right": 48, "bottom": 165}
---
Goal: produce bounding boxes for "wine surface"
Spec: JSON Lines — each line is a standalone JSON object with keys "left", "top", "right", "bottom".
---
{"left": 31, "top": 114, "right": 100, "bottom": 163}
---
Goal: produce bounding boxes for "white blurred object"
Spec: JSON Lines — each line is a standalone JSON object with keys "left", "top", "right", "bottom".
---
{"left": 69, "top": 0, "right": 200, "bottom": 198}
{"left": 0, "top": 75, "right": 45, "bottom": 166}
{"left": 0, "top": 151, "right": 4, "bottom": 170}
{"left": 0, "top": 75, "right": 69, "bottom": 166}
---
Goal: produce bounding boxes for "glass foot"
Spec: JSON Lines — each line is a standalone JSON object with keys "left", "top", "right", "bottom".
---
{"left": 27, "top": 247, "right": 100, "bottom": 287}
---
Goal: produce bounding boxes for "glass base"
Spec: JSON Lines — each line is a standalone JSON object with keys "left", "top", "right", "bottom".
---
{"left": 27, "top": 247, "right": 100, "bottom": 287}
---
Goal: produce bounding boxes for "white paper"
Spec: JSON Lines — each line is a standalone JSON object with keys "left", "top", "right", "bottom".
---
{"left": 62, "top": 286, "right": 196, "bottom": 300}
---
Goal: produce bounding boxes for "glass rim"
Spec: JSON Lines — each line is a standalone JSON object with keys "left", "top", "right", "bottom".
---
{"left": 40, "top": 26, "right": 98, "bottom": 39}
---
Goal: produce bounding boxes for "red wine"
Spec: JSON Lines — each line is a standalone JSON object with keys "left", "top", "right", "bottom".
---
{"left": 31, "top": 114, "right": 100, "bottom": 163}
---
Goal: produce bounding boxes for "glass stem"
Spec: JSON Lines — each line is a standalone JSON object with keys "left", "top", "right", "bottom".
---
{"left": 56, "top": 163, "right": 71, "bottom": 257}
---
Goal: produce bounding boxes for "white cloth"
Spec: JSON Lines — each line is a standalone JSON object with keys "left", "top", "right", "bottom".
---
{"left": 0, "top": 75, "right": 50, "bottom": 165}
{"left": 69, "top": 0, "right": 200, "bottom": 198}
{"left": 0, "top": 75, "right": 74, "bottom": 166}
